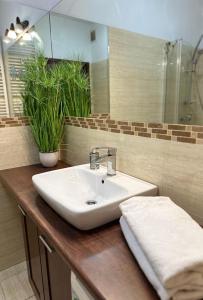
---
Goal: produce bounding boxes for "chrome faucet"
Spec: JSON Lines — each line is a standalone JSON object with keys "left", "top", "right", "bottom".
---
{"left": 89, "top": 146, "right": 117, "bottom": 176}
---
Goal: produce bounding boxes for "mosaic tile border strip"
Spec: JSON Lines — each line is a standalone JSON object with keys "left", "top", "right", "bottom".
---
{"left": 0, "top": 117, "right": 29, "bottom": 128}
{"left": 1, "top": 114, "right": 203, "bottom": 144}
{"left": 65, "top": 114, "right": 203, "bottom": 145}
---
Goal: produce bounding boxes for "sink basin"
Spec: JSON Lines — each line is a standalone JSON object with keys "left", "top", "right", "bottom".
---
{"left": 32, "top": 164, "right": 157, "bottom": 230}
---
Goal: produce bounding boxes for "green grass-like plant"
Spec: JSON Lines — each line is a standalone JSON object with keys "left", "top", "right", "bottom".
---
{"left": 21, "top": 55, "right": 91, "bottom": 153}
{"left": 53, "top": 60, "right": 91, "bottom": 117}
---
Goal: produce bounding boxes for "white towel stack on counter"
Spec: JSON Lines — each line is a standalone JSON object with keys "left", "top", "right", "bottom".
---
{"left": 119, "top": 196, "right": 203, "bottom": 300}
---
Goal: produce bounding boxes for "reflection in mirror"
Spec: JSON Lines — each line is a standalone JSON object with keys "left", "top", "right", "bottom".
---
{"left": 2, "top": 14, "right": 51, "bottom": 116}
{"left": 0, "top": 9, "right": 110, "bottom": 118}
{"left": 164, "top": 40, "right": 194, "bottom": 124}
{"left": 49, "top": 13, "right": 109, "bottom": 114}
{"left": 0, "top": 0, "right": 51, "bottom": 117}
{"left": 108, "top": 28, "right": 165, "bottom": 123}
{"left": 1, "top": 0, "right": 203, "bottom": 125}
{"left": 108, "top": 27, "right": 203, "bottom": 125}
{"left": 164, "top": 39, "right": 203, "bottom": 125}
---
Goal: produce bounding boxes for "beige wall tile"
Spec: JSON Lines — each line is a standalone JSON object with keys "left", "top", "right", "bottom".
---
{"left": 0, "top": 184, "right": 25, "bottom": 271}
{"left": 109, "top": 27, "right": 165, "bottom": 122}
{"left": 0, "top": 126, "right": 39, "bottom": 271}
{"left": 62, "top": 125, "right": 203, "bottom": 225}
{"left": 0, "top": 127, "right": 39, "bottom": 170}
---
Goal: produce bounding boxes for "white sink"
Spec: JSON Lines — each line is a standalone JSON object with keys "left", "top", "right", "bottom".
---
{"left": 32, "top": 164, "right": 157, "bottom": 230}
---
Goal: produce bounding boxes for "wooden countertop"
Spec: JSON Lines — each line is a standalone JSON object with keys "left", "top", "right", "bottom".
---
{"left": 0, "top": 163, "right": 159, "bottom": 300}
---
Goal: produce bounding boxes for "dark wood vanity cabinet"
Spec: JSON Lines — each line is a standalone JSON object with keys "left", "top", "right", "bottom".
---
{"left": 19, "top": 205, "right": 44, "bottom": 299}
{"left": 39, "top": 233, "right": 71, "bottom": 300}
{"left": 18, "top": 204, "right": 72, "bottom": 300}
{"left": 0, "top": 163, "right": 160, "bottom": 300}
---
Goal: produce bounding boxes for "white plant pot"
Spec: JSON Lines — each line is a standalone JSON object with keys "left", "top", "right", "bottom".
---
{"left": 39, "top": 151, "right": 59, "bottom": 167}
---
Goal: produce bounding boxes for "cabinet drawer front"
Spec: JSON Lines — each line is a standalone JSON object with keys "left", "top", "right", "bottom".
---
{"left": 19, "top": 208, "right": 44, "bottom": 300}
{"left": 39, "top": 233, "right": 72, "bottom": 300}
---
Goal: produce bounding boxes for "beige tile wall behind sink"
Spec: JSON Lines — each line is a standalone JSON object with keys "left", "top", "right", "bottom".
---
{"left": 0, "top": 126, "right": 39, "bottom": 271}
{"left": 1, "top": 123, "right": 203, "bottom": 271}
{"left": 109, "top": 27, "right": 166, "bottom": 122}
{"left": 61, "top": 125, "right": 203, "bottom": 225}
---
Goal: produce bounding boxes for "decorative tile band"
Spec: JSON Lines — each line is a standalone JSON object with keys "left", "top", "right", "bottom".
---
{"left": 65, "top": 115, "right": 203, "bottom": 145}
{"left": 0, "top": 117, "right": 30, "bottom": 127}
{"left": 1, "top": 114, "right": 203, "bottom": 144}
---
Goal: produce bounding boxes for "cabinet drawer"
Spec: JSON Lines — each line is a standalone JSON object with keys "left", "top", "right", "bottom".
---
{"left": 18, "top": 204, "right": 72, "bottom": 300}
{"left": 39, "top": 233, "right": 71, "bottom": 300}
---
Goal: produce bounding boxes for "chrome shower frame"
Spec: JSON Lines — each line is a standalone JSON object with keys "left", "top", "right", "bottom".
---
{"left": 192, "top": 35, "right": 203, "bottom": 110}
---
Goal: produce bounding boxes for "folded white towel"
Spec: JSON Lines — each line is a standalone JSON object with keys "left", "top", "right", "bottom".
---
{"left": 119, "top": 196, "right": 203, "bottom": 300}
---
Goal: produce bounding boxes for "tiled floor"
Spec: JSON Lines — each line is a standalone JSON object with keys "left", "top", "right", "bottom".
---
{"left": 0, "top": 262, "right": 36, "bottom": 300}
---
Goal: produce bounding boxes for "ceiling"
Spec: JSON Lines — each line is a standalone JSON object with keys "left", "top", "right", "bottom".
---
{"left": 0, "top": 0, "right": 61, "bottom": 11}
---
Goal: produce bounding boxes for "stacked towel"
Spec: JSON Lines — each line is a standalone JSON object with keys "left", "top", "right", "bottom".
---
{"left": 119, "top": 196, "right": 203, "bottom": 300}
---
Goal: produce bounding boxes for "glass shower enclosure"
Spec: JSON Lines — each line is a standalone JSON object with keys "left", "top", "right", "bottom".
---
{"left": 164, "top": 39, "right": 194, "bottom": 124}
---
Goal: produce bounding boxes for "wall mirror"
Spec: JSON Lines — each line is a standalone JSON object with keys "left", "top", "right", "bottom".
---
{"left": 1, "top": 0, "right": 203, "bottom": 126}
{"left": 0, "top": 6, "right": 109, "bottom": 117}
{"left": 49, "top": 12, "right": 109, "bottom": 115}
{"left": 0, "top": 1, "right": 52, "bottom": 116}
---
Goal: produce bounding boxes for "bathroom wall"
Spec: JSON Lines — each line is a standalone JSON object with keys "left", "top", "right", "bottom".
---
{"left": 0, "top": 124, "right": 39, "bottom": 271}
{"left": 109, "top": 27, "right": 165, "bottom": 122}
{"left": 61, "top": 125, "right": 203, "bottom": 226}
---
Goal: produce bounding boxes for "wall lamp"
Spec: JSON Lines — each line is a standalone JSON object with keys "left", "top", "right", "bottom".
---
{"left": 3, "top": 17, "right": 30, "bottom": 44}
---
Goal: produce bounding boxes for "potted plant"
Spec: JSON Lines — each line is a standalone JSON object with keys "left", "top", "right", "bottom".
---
{"left": 57, "top": 61, "right": 91, "bottom": 117}
{"left": 22, "top": 55, "right": 64, "bottom": 167}
{"left": 21, "top": 55, "right": 91, "bottom": 167}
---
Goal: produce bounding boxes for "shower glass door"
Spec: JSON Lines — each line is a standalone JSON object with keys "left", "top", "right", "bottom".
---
{"left": 164, "top": 40, "right": 193, "bottom": 124}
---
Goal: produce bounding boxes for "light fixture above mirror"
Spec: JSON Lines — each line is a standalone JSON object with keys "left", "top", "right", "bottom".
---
{"left": 3, "top": 29, "right": 10, "bottom": 43}
{"left": 15, "top": 17, "right": 23, "bottom": 34}
{"left": 7, "top": 23, "right": 16, "bottom": 40}
{"left": 3, "top": 17, "right": 29, "bottom": 43}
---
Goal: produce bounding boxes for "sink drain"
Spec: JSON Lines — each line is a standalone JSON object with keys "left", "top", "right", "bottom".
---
{"left": 86, "top": 200, "right": 97, "bottom": 205}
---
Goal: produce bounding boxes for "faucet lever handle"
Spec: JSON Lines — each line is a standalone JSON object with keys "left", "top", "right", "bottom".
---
{"left": 108, "top": 147, "right": 117, "bottom": 156}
